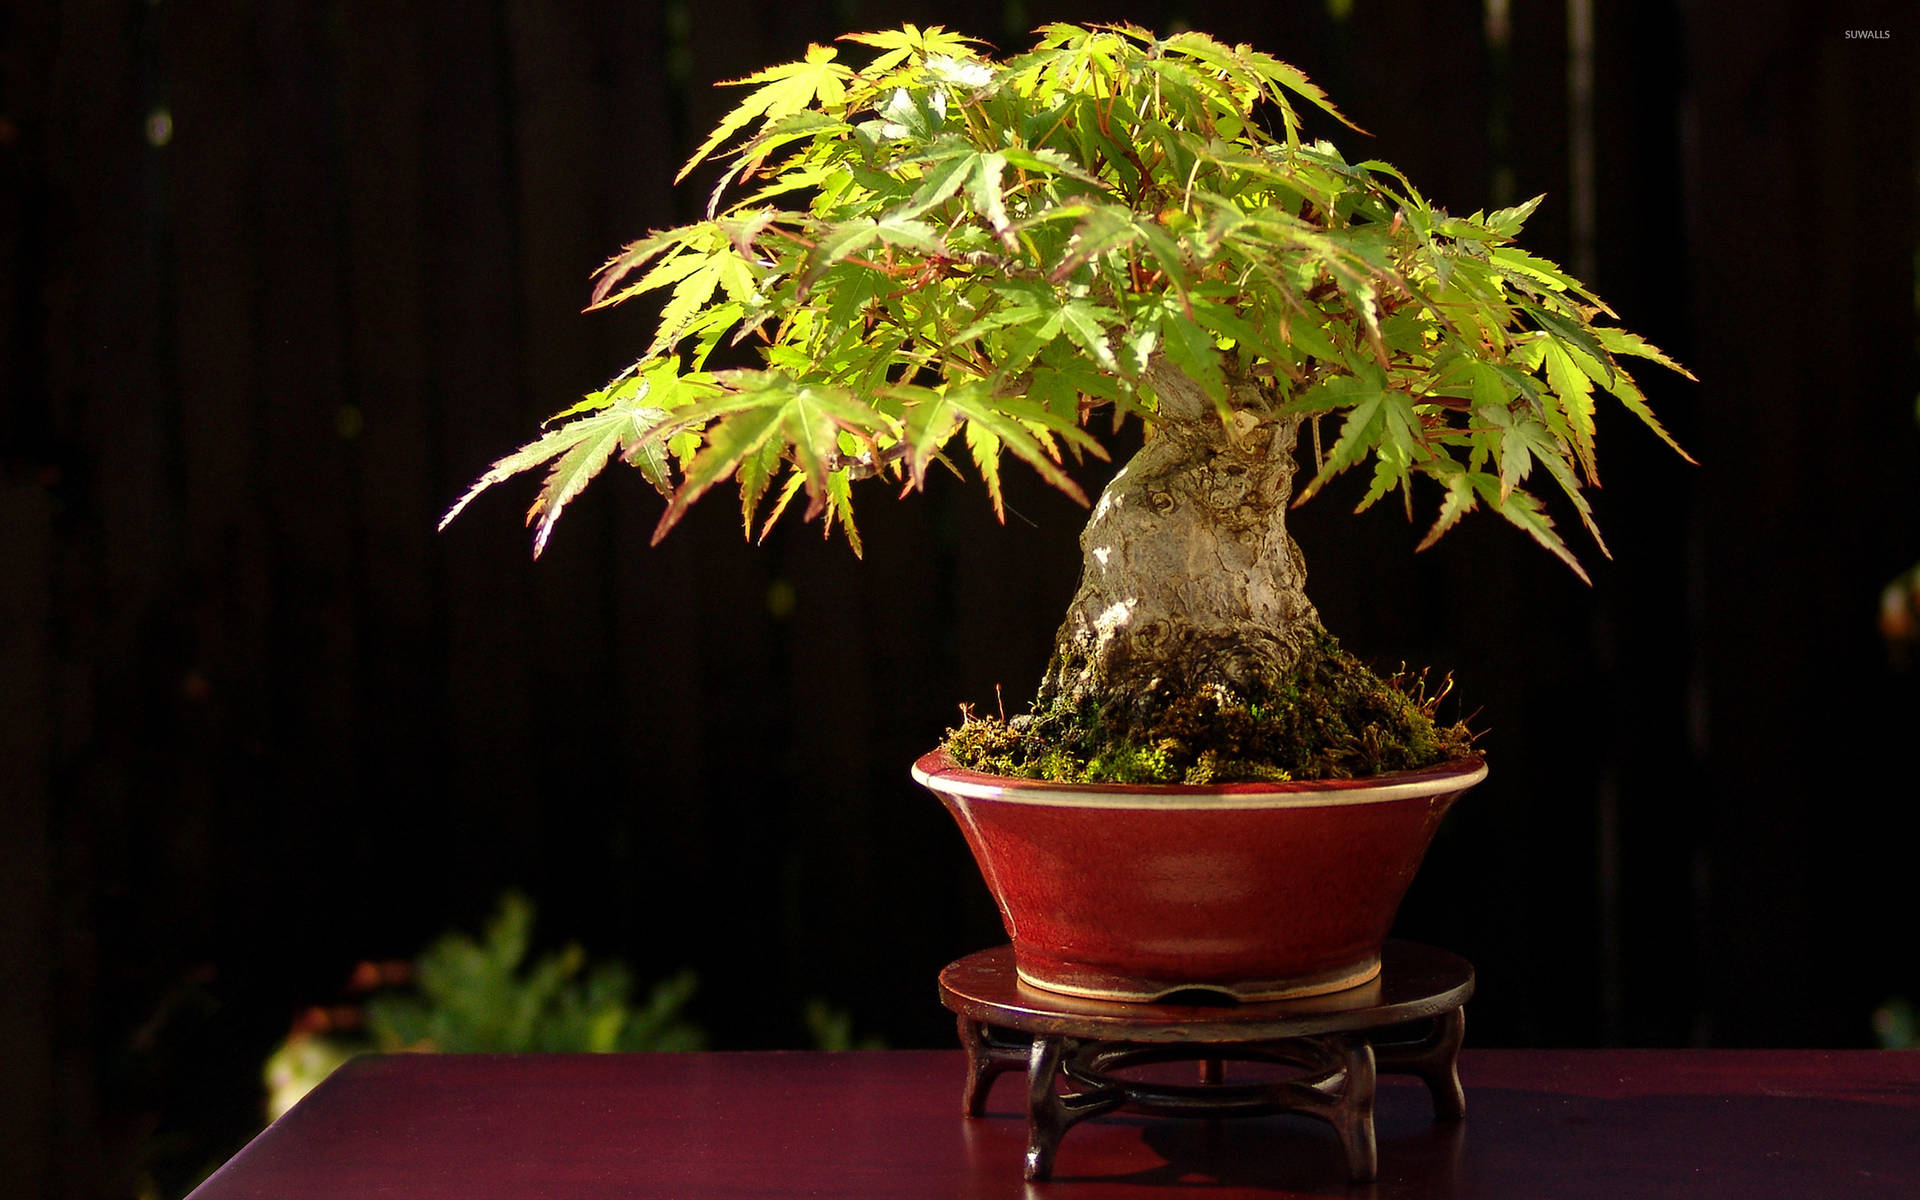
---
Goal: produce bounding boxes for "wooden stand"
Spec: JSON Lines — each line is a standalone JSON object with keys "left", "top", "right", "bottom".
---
{"left": 937, "top": 940, "right": 1473, "bottom": 1182}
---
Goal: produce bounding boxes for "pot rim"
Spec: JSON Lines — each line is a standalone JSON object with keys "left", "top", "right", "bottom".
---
{"left": 912, "top": 749, "right": 1487, "bottom": 810}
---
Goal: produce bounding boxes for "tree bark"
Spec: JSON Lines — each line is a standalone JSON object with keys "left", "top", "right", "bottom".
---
{"left": 1036, "top": 361, "right": 1324, "bottom": 733}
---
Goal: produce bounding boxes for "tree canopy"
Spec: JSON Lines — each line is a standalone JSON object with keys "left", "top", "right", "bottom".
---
{"left": 443, "top": 22, "right": 1689, "bottom": 578}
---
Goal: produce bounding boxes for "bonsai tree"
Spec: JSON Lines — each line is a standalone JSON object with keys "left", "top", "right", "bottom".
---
{"left": 443, "top": 23, "right": 1689, "bottom": 782}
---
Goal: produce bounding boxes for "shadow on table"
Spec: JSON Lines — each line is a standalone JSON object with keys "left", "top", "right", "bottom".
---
{"left": 967, "top": 1076, "right": 1920, "bottom": 1198}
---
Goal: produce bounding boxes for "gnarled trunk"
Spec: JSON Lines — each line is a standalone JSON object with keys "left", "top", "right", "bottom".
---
{"left": 1037, "top": 363, "right": 1323, "bottom": 733}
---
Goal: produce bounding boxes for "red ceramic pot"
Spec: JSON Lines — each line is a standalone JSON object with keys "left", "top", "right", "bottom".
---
{"left": 914, "top": 750, "right": 1485, "bottom": 1003}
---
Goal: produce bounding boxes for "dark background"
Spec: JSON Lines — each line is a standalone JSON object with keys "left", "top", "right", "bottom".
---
{"left": 4, "top": 0, "right": 1917, "bottom": 1195}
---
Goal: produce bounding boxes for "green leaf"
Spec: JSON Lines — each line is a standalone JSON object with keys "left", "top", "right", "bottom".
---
{"left": 1592, "top": 325, "right": 1697, "bottom": 380}
{"left": 1120, "top": 326, "right": 1159, "bottom": 377}
{"left": 618, "top": 232, "right": 763, "bottom": 358}
{"left": 442, "top": 405, "right": 648, "bottom": 555}
{"left": 703, "top": 112, "right": 847, "bottom": 216}
{"left": 1482, "top": 194, "right": 1545, "bottom": 238}
{"left": 684, "top": 300, "right": 748, "bottom": 370}
{"left": 621, "top": 369, "right": 903, "bottom": 546}
{"left": 654, "top": 402, "right": 788, "bottom": 543}
{"left": 962, "top": 419, "right": 1004, "bottom": 520}
{"left": 966, "top": 151, "right": 1016, "bottom": 251}
{"left": 1471, "top": 474, "right": 1590, "bottom": 583}
{"left": 947, "top": 384, "right": 1097, "bottom": 507}
{"left": 892, "top": 139, "right": 978, "bottom": 218}
{"left": 841, "top": 24, "right": 985, "bottom": 72}
{"left": 1056, "top": 299, "right": 1120, "bottom": 374}
{"left": 1154, "top": 306, "right": 1228, "bottom": 413}
{"left": 1489, "top": 244, "right": 1601, "bottom": 307}
{"left": 872, "top": 84, "right": 939, "bottom": 139}
{"left": 1416, "top": 468, "right": 1478, "bottom": 551}
{"left": 997, "top": 143, "right": 1088, "bottom": 180}
{"left": 756, "top": 467, "right": 809, "bottom": 539}
{"left": 1480, "top": 404, "right": 1535, "bottom": 501}
{"left": 677, "top": 44, "right": 851, "bottom": 183}
{"left": 1276, "top": 307, "right": 1343, "bottom": 365}
{"left": 1050, "top": 205, "right": 1141, "bottom": 281}
{"left": 896, "top": 384, "right": 961, "bottom": 487}
{"left": 1568, "top": 341, "right": 1696, "bottom": 463}
{"left": 1280, "top": 372, "right": 1376, "bottom": 418}
{"left": 1516, "top": 297, "right": 1611, "bottom": 384}
{"left": 1296, "top": 389, "right": 1383, "bottom": 504}
{"left": 778, "top": 384, "right": 884, "bottom": 517}
{"left": 981, "top": 301, "right": 1065, "bottom": 380}
{"left": 1029, "top": 350, "right": 1126, "bottom": 424}
{"left": 796, "top": 215, "right": 944, "bottom": 297}
{"left": 1357, "top": 438, "right": 1411, "bottom": 513}
{"left": 1238, "top": 43, "right": 1364, "bottom": 132}
{"left": 589, "top": 224, "right": 720, "bottom": 311}
{"left": 734, "top": 436, "right": 784, "bottom": 537}
{"left": 1468, "top": 401, "right": 1601, "bottom": 555}
{"left": 1189, "top": 295, "right": 1288, "bottom": 365}
{"left": 1609, "top": 371, "right": 1694, "bottom": 464}
{"left": 1541, "top": 340, "right": 1598, "bottom": 479}
{"left": 822, "top": 467, "right": 862, "bottom": 556}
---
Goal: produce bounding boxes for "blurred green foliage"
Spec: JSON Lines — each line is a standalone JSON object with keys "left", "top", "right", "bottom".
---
{"left": 264, "top": 893, "right": 702, "bottom": 1120}
{"left": 803, "top": 998, "right": 886, "bottom": 1051}
{"left": 366, "top": 892, "right": 702, "bottom": 1055}
{"left": 1873, "top": 998, "right": 1915, "bottom": 1049}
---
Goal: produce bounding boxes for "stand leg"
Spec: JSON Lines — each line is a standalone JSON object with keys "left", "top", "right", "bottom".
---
{"left": 1429, "top": 1006, "right": 1467, "bottom": 1121}
{"left": 1333, "top": 1036, "right": 1379, "bottom": 1183}
{"left": 1023, "top": 1036, "right": 1127, "bottom": 1182}
{"left": 1373, "top": 1005, "right": 1467, "bottom": 1121}
{"left": 1246, "top": 1035, "right": 1379, "bottom": 1184}
{"left": 1024, "top": 1035, "right": 1067, "bottom": 1181}
{"left": 956, "top": 1016, "right": 1027, "bottom": 1117}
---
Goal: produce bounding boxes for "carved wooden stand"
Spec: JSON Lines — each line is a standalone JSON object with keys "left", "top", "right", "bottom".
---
{"left": 938, "top": 940, "right": 1472, "bottom": 1183}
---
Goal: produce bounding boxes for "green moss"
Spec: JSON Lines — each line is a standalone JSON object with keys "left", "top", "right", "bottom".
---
{"left": 1085, "top": 743, "right": 1177, "bottom": 784}
{"left": 942, "top": 632, "right": 1476, "bottom": 784}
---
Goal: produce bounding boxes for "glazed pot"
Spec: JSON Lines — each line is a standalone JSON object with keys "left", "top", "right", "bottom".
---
{"left": 914, "top": 750, "right": 1485, "bottom": 1003}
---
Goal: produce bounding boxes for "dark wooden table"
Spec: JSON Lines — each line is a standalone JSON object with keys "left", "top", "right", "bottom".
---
{"left": 188, "top": 1049, "right": 1920, "bottom": 1198}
